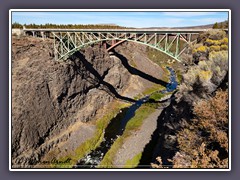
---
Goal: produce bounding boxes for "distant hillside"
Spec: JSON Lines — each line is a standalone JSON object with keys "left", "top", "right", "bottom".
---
{"left": 172, "top": 23, "right": 214, "bottom": 29}
{"left": 145, "top": 21, "right": 228, "bottom": 29}
{"left": 145, "top": 24, "right": 214, "bottom": 29}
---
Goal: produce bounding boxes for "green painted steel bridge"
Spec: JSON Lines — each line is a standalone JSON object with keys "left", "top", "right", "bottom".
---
{"left": 22, "top": 28, "right": 209, "bottom": 62}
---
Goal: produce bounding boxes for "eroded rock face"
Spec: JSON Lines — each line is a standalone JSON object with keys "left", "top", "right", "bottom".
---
{"left": 11, "top": 37, "right": 131, "bottom": 167}
{"left": 11, "top": 36, "right": 166, "bottom": 168}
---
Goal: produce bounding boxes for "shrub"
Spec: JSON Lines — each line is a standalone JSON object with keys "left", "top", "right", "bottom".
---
{"left": 152, "top": 29, "right": 229, "bottom": 169}
{"left": 197, "top": 30, "right": 227, "bottom": 44}
{"left": 208, "top": 30, "right": 226, "bottom": 40}
{"left": 204, "top": 38, "right": 214, "bottom": 46}
{"left": 209, "top": 45, "right": 221, "bottom": 52}
{"left": 193, "top": 90, "right": 228, "bottom": 151}
{"left": 176, "top": 49, "right": 228, "bottom": 104}
{"left": 153, "top": 89, "right": 228, "bottom": 169}
{"left": 220, "top": 44, "right": 228, "bottom": 50}
{"left": 198, "top": 70, "right": 213, "bottom": 82}
{"left": 205, "top": 38, "right": 221, "bottom": 46}
{"left": 220, "top": 37, "right": 228, "bottom": 45}
{"left": 171, "top": 143, "right": 227, "bottom": 168}
{"left": 193, "top": 45, "right": 208, "bottom": 53}
{"left": 176, "top": 67, "right": 215, "bottom": 104}
{"left": 209, "top": 51, "right": 228, "bottom": 81}
{"left": 205, "top": 37, "right": 228, "bottom": 47}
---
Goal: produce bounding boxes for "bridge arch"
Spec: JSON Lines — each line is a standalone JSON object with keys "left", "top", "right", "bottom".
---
{"left": 58, "top": 38, "right": 182, "bottom": 61}
{"left": 52, "top": 32, "right": 198, "bottom": 62}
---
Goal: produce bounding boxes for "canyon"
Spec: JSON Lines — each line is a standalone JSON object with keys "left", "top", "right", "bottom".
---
{"left": 11, "top": 36, "right": 171, "bottom": 168}
{"left": 11, "top": 29, "right": 229, "bottom": 169}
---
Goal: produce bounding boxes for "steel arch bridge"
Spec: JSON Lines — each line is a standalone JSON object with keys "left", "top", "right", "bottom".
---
{"left": 23, "top": 28, "right": 208, "bottom": 61}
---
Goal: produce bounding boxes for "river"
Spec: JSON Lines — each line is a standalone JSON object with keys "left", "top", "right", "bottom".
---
{"left": 73, "top": 96, "right": 149, "bottom": 168}
{"left": 73, "top": 67, "right": 177, "bottom": 168}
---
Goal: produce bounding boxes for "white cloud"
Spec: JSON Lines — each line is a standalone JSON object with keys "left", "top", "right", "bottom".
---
{"left": 162, "top": 12, "right": 217, "bottom": 17}
{"left": 190, "top": 17, "right": 227, "bottom": 24}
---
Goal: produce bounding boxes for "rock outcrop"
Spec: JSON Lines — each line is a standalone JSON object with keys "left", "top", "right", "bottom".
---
{"left": 11, "top": 37, "right": 132, "bottom": 167}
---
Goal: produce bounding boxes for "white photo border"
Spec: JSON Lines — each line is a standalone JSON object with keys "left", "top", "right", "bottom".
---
{"left": 9, "top": 9, "right": 231, "bottom": 171}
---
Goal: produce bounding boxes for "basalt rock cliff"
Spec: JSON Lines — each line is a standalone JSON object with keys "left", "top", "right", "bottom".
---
{"left": 11, "top": 37, "right": 133, "bottom": 167}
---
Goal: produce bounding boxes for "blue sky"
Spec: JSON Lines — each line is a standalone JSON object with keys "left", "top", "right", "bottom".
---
{"left": 12, "top": 11, "right": 228, "bottom": 28}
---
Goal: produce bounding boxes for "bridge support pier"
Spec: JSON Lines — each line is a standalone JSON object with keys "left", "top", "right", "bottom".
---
{"left": 41, "top": 31, "right": 45, "bottom": 39}
{"left": 111, "top": 40, "right": 116, "bottom": 46}
{"left": 101, "top": 41, "right": 107, "bottom": 49}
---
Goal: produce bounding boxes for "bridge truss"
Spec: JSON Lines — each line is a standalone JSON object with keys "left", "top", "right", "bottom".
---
{"left": 50, "top": 30, "right": 200, "bottom": 62}
{"left": 22, "top": 28, "right": 205, "bottom": 61}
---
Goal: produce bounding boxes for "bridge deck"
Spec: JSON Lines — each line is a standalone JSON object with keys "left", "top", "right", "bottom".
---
{"left": 22, "top": 28, "right": 212, "bottom": 33}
